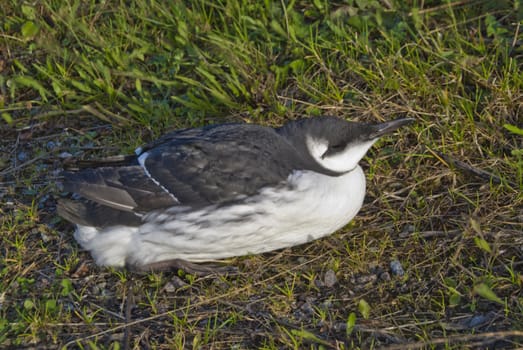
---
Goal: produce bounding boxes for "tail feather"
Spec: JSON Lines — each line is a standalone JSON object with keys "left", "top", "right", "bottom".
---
{"left": 57, "top": 198, "right": 142, "bottom": 228}
{"left": 63, "top": 155, "right": 138, "bottom": 170}
{"left": 61, "top": 166, "right": 177, "bottom": 213}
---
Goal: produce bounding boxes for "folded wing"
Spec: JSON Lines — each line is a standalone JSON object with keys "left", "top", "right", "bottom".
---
{"left": 59, "top": 123, "right": 306, "bottom": 228}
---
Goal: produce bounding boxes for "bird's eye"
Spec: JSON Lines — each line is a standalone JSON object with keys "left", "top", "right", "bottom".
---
{"left": 321, "top": 143, "right": 346, "bottom": 159}
{"left": 330, "top": 144, "right": 344, "bottom": 151}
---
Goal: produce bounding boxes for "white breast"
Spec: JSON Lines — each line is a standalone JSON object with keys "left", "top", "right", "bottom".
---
{"left": 129, "top": 167, "right": 367, "bottom": 265}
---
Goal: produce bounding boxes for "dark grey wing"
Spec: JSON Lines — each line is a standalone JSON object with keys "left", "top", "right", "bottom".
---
{"left": 58, "top": 123, "right": 305, "bottom": 228}
{"left": 59, "top": 163, "right": 180, "bottom": 228}
{"left": 59, "top": 124, "right": 218, "bottom": 224}
{"left": 61, "top": 165, "right": 178, "bottom": 213}
{"left": 140, "top": 124, "right": 305, "bottom": 207}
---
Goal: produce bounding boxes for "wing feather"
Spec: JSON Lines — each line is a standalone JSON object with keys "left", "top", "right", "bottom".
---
{"left": 141, "top": 124, "right": 305, "bottom": 206}
{"left": 62, "top": 166, "right": 178, "bottom": 212}
{"left": 60, "top": 123, "right": 307, "bottom": 227}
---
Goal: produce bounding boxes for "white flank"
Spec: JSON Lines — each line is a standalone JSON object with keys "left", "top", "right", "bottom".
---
{"left": 125, "top": 168, "right": 366, "bottom": 266}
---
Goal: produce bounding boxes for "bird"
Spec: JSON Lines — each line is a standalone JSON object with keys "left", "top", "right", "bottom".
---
{"left": 58, "top": 116, "right": 413, "bottom": 274}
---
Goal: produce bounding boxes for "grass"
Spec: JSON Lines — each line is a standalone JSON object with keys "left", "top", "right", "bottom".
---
{"left": 1, "top": 0, "right": 522, "bottom": 348}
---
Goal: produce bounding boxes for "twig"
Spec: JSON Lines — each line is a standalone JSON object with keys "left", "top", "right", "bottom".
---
{"left": 399, "top": 229, "right": 462, "bottom": 239}
{"left": 409, "top": 0, "right": 479, "bottom": 15}
{"left": 0, "top": 154, "right": 47, "bottom": 176}
{"left": 429, "top": 149, "right": 517, "bottom": 187}
{"left": 378, "top": 330, "right": 523, "bottom": 350}
{"left": 26, "top": 107, "right": 86, "bottom": 121}
{"left": 512, "top": 21, "right": 520, "bottom": 50}
{"left": 123, "top": 277, "right": 135, "bottom": 350}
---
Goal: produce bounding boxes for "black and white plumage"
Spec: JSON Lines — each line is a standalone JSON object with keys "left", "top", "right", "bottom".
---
{"left": 58, "top": 116, "right": 413, "bottom": 271}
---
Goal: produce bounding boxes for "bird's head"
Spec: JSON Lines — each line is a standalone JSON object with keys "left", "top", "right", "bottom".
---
{"left": 279, "top": 116, "right": 414, "bottom": 174}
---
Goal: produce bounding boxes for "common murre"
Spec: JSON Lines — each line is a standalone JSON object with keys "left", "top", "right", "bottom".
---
{"left": 58, "top": 116, "right": 413, "bottom": 273}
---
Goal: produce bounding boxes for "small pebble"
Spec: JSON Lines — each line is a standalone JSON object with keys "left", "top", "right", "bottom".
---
{"left": 293, "top": 310, "right": 307, "bottom": 321}
{"left": 162, "top": 275, "right": 190, "bottom": 292}
{"left": 399, "top": 224, "right": 416, "bottom": 238}
{"left": 40, "top": 232, "right": 51, "bottom": 243}
{"left": 36, "top": 164, "right": 48, "bottom": 172}
{"left": 379, "top": 271, "right": 391, "bottom": 281}
{"left": 71, "top": 261, "right": 90, "bottom": 278}
{"left": 163, "top": 282, "right": 176, "bottom": 293}
{"left": 38, "top": 194, "right": 50, "bottom": 209}
{"left": 324, "top": 269, "right": 337, "bottom": 288}
{"left": 17, "top": 151, "right": 28, "bottom": 162}
{"left": 466, "top": 313, "right": 490, "bottom": 328}
{"left": 300, "top": 302, "right": 314, "bottom": 315}
{"left": 62, "top": 301, "right": 76, "bottom": 313}
{"left": 92, "top": 282, "right": 108, "bottom": 296}
{"left": 59, "top": 152, "right": 73, "bottom": 159}
{"left": 46, "top": 141, "right": 58, "bottom": 151}
{"left": 390, "top": 260, "right": 405, "bottom": 276}
{"left": 354, "top": 274, "right": 377, "bottom": 285}
{"left": 304, "top": 296, "right": 316, "bottom": 304}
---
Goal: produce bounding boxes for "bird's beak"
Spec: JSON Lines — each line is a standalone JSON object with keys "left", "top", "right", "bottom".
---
{"left": 368, "top": 118, "right": 415, "bottom": 139}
